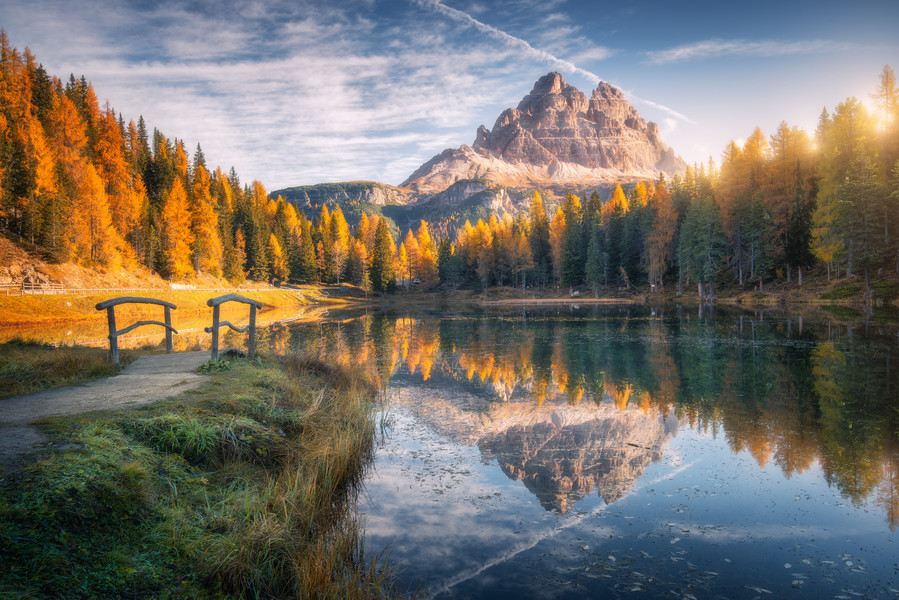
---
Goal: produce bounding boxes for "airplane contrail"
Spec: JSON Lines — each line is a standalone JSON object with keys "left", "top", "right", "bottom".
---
{"left": 414, "top": 0, "right": 694, "bottom": 124}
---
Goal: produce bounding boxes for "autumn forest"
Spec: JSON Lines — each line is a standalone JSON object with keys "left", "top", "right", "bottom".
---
{"left": 2, "top": 34, "right": 898, "bottom": 298}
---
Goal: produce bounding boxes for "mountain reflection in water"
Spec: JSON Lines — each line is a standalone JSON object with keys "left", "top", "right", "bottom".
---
{"left": 393, "top": 384, "right": 679, "bottom": 513}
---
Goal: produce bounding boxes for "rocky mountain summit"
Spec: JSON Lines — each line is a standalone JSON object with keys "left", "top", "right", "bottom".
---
{"left": 402, "top": 72, "right": 686, "bottom": 193}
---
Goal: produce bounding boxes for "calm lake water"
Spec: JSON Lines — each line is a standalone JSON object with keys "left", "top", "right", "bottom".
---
{"left": 260, "top": 304, "right": 899, "bottom": 599}
{"left": 9, "top": 302, "right": 895, "bottom": 597}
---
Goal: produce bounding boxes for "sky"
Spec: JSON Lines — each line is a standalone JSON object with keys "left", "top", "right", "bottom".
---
{"left": 2, "top": 0, "right": 898, "bottom": 191}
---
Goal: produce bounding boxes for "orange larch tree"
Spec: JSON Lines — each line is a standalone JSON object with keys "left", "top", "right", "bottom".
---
{"left": 160, "top": 179, "right": 194, "bottom": 278}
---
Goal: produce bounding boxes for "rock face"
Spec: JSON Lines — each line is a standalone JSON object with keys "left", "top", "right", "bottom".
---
{"left": 402, "top": 72, "right": 686, "bottom": 194}
{"left": 422, "top": 179, "right": 516, "bottom": 213}
{"left": 273, "top": 181, "right": 413, "bottom": 209}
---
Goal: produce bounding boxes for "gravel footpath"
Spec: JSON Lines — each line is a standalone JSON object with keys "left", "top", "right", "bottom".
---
{"left": 0, "top": 351, "right": 210, "bottom": 471}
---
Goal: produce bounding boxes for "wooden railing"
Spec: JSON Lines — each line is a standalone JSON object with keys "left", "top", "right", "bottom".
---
{"left": 1, "top": 284, "right": 280, "bottom": 296}
{"left": 95, "top": 297, "right": 178, "bottom": 366}
{"left": 1, "top": 281, "right": 65, "bottom": 295}
{"left": 204, "top": 294, "right": 263, "bottom": 361}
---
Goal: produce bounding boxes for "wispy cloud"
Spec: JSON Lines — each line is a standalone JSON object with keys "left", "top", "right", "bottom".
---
{"left": 646, "top": 38, "right": 858, "bottom": 65}
{"left": 7, "top": 0, "right": 543, "bottom": 187}
{"left": 412, "top": 0, "right": 607, "bottom": 85}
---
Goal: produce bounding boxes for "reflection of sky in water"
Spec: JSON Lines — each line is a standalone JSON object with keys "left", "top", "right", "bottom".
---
{"left": 363, "top": 380, "right": 898, "bottom": 599}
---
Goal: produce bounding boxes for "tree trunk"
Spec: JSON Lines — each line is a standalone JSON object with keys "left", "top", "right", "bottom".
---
{"left": 750, "top": 245, "right": 755, "bottom": 281}
{"left": 847, "top": 243, "right": 853, "bottom": 278}
{"left": 864, "top": 267, "right": 872, "bottom": 301}
{"left": 787, "top": 264, "right": 792, "bottom": 284}
{"left": 697, "top": 282, "right": 704, "bottom": 300}
{"left": 798, "top": 266, "right": 803, "bottom": 286}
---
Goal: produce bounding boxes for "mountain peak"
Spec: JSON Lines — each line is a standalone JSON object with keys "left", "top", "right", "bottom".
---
{"left": 522, "top": 71, "right": 577, "bottom": 101}
{"left": 402, "top": 73, "right": 686, "bottom": 193}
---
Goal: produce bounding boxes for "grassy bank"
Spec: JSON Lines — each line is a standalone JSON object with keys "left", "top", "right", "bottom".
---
{"left": 0, "top": 353, "right": 394, "bottom": 599}
{"left": 0, "top": 340, "right": 151, "bottom": 400}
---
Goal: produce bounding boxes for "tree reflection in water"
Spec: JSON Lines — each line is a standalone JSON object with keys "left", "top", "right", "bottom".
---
{"left": 253, "top": 305, "right": 899, "bottom": 530}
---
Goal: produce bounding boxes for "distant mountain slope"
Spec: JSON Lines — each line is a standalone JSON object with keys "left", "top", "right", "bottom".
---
{"left": 402, "top": 72, "right": 686, "bottom": 193}
{"left": 272, "top": 181, "right": 413, "bottom": 210}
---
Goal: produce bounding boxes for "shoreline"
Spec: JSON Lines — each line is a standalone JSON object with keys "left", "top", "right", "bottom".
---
{"left": 3, "top": 278, "right": 898, "bottom": 329}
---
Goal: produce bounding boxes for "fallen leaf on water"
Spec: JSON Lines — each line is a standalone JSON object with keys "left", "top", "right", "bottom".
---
{"left": 744, "top": 585, "right": 772, "bottom": 594}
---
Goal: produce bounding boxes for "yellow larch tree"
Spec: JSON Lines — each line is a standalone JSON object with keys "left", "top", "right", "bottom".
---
{"left": 402, "top": 229, "right": 420, "bottom": 284}
{"left": 474, "top": 219, "right": 493, "bottom": 288}
{"left": 67, "top": 164, "right": 122, "bottom": 267}
{"left": 330, "top": 204, "right": 350, "bottom": 282}
{"left": 549, "top": 208, "right": 567, "bottom": 286}
{"left": 189, "top": 160, "right": 223, "bottom": 275}
{"left": 416, "top": 220, "right": 439, "bottom": 286}
{"left": 268, "top": 232, "right": 288, "bottom": 280}
{"left": 416, "top": 220, "right": 437, "bottom": 257}
{"left": 174, "top": 140, "right": 189, "bottom": 181}
{"left": 94, "top": 105, "right": 139, "bottom": 254}
{"left": 396, "top": 243, "right": 410, "bottom": 288}
{"left": 602, "top": 184, "right": 629, "bottom": 222}
{"left": 160, "top": 179, "right": 194, "bottom": 278}
{"left": 50, "top": 92, "right": 123, "bottom": 266}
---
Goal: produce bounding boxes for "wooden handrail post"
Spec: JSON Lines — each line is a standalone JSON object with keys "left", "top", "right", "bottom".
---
{"left": 205, "top": 294, "right": 262, "bottom": 360}
{"left": 248, "top": 304, "right": 257, "bottom": 358}
{"left": 106, "top": 306, "right": 118, "bottom": 366}
{"left": 164, "top": 306, "right": 173, "bottom": 353}
{"left": 210, "top": 304, "right": 221, "bottom": 361}
{"left": 96, "top": 297, "right": 179, "bottom": 367}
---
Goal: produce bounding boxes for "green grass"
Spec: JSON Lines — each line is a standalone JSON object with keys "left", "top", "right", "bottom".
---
{"left": 821, "top": 284, "right": 861, "bottom": 300}
{"left": 872, "top": 279, "right": 899, "bottom": 302}
{"left": 0, "top": 353, "right": 396, "bottom": 599}
{"left": 0, "top": 340, "right": 152, "bottom": 399}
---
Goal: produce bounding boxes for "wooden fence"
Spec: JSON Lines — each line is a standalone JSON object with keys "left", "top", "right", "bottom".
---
{"left": 95, "top": 293, "right": 262, "bottom": 364}
{"left": 204, "top": 294, "right": 263, "bottom": 361}
{"left": 95, "top": 297, "right": 178, "bottom": 366}
{"left": 3, "top": 284, "right": 278, "bottom": 296}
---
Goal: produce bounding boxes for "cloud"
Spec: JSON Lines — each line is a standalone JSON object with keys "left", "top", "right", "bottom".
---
{"left": 412, "top": 0, "right": 606, "bottom": 85}
{"left": 646, "top": 38, "right": 858, "bottom": 65}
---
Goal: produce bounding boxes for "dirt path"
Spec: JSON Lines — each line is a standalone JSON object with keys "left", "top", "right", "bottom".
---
{"left": 0, "top": 351, "right": 211, "bottom": 471}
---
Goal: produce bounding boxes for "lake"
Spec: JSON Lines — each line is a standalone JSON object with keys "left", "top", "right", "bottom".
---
{"left": 261, "top": 304, "right": 899, "bottom": 599}
{"left": 5, "top": 301, "right": 897, "bottom": 597}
